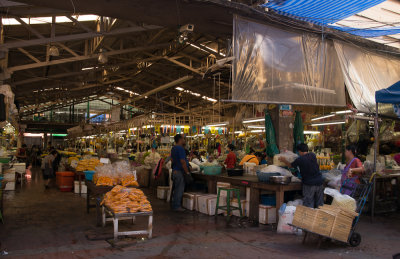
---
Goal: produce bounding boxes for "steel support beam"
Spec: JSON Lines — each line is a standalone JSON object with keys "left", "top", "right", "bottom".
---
{"left": 131, "top": 75, "right": 193, "bottom": 102}
{"left": 7, "top": 42, "right": 170, "bottom": 72}
{"left": 1, "top": 24, "right": 162, "bottom": 50}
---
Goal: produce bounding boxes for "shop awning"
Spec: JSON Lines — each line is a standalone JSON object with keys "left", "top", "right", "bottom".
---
{"left": 375, "top": 81, "right": 400, "bottom": 104}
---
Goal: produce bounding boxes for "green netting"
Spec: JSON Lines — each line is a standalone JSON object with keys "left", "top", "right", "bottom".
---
{"left": 293, "top": 111, "right": 305, "bottom": 152}
{"left": 265, "top": 112, "right": 280, "bottom": 157}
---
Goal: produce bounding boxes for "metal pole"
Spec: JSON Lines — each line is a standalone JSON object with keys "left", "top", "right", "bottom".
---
{"left": 372, "top": 102, "right": 379, "bottom": 219}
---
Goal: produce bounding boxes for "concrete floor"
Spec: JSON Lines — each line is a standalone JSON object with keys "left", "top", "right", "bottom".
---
{"left": 0, "top": 168, "right": 399, "bottom": 259}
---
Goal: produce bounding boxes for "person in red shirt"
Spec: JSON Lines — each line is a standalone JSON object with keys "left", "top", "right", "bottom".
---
{"left": 224, "top": 144, "right": 237, "bottom": 169}
{"left": 342, "top": 145, "right": 364, "bottom": 185}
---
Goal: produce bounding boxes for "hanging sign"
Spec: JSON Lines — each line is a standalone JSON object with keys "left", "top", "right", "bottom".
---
{"left": 279, "top": 104, "right": 292, "bottom": 111}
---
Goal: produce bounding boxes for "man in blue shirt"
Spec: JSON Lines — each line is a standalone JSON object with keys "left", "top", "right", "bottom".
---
{"left": 171, "top": 134, "right": 190, "bottom": 211}
{"left": 279, "top": 143, "right": 324, "bottom": 208}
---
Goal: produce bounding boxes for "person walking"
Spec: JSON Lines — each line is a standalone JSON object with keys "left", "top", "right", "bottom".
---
{"left": 279, "top": 143, "right": 323, "bottom": 208}
{"left": 41, "top": 150, "right": 58, "bottom": 189}
{"left": 170, "top": 134, "right": 190, "bottom": 211}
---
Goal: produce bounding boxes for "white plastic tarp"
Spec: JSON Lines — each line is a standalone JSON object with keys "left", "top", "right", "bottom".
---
{"left": 232, "top": 16, "right": 346, "bottom": 106}
{"left": 334, "top": 41, "right": 400, "bottom": 112}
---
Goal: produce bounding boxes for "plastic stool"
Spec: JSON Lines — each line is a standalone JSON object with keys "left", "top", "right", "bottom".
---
{"left": 215, "top": 187, "right": 243, "bottom": 221}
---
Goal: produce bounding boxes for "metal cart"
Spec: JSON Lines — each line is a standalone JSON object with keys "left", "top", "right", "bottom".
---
{"left": 293, "top": 173, "right": 377, "bottom": 247}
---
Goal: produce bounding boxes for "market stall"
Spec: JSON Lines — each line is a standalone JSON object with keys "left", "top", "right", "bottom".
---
{"left": 372, "top": 81, "right": 400, "bottom": 217}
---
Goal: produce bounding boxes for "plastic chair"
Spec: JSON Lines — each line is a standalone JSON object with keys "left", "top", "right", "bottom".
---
{"left": 215, "top": 187, "right": 243, "bottom": 221}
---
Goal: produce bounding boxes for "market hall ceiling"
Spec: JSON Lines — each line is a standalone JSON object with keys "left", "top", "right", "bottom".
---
{"left": 0, "top": 0, "right": 246, "bottom": 118}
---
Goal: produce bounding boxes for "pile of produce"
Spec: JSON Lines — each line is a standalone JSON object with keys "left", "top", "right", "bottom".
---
{"left": 76, "top": 158, "right": 102, "bottom": 171}
{"left": 68, "top": 156, "right": 79, "bottom": 165}
{"left": 93, "top": 161, "right": 139, "bottom": 187}
{"left": 101, "top": 185, "right": 152, "bottom": 214}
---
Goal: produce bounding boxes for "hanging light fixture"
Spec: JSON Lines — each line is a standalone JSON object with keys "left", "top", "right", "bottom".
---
{"left": 48, "top": 45, "right": 59, "bottom": 56}
{"left": 98, "top": 49, "right": 108, "bottom": 64}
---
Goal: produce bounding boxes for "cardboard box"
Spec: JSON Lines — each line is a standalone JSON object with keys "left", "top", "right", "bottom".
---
{"left": 311, "top": 210, "right": 336, "bottom": 237}
{"left": 319, "top": 205, "right": 356, "bottom": 242}
{"left": 259, "top": 205, "right": 276, "bottom": 224}
{"left": 157, "top": 186, "right": 170, "bottom": 200}
{"left": 330, "top": 213, "right": 353, "bottom": 242}
{"left": 197, "top": 194, "right": 226, "bottom": 216}
{"left": 292, "top": 205, "right": 317, "bottom": 230}
{"left": 217, "top": 182, "right": 231, "bottom": 197}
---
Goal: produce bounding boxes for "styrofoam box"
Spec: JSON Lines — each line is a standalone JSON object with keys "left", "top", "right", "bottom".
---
{"left": 224, "top": 199, "right": 247, "bottom": 217}
{"left": 197, "top": 194, "right": 226, "bottom": 216}
{"left": 217, "top": 182, "right": 231, "bottom": 197}
{"left": 4, "top": 181, "right": 15, "bottom": 191}
{"left": 183, "top": 192, "right": 207, "bottom": 210}
{"left": 259, "top": 205, "right": 277, "bottom": 224}
{"left": 13, "top": 163, "right": 26, "bottom": 173}
{"left": 231, "top": 199, "right": 247, "bottom": 217}
{"left": 182, "top": 192, "right": 196, "bottom": 210}
{"left": 157, "top": 186, "right": 170, "bottom": 200}
{"left": 4, "top": 172, "right": 16, "bottom": 181}
{"left": 74, "top": 181, "right": 87, "bottom": 194}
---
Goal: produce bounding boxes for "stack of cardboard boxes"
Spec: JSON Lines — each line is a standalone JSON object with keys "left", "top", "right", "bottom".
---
{"left": 292, "top": 204, "right": 358, "bottom": 242}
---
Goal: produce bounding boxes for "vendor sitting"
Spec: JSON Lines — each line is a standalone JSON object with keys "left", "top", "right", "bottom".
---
{"left": 256, "top": 152, "right": 268, "bottom": 165}
{"left": 279, "top": 143, "right": 323, "bottom": 208}
{"left": 224, "top": 144, "right": 237, "bottom": 169}
{"left": 239, "top": 149, "right": 259, "bottom": 165}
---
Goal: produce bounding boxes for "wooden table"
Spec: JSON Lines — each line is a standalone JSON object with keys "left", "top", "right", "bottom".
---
{"left": 85, "top": 180, "right": 113, "bottom": 226}
{"left": 191, "top": 173, "right": 302, "bottom": 221}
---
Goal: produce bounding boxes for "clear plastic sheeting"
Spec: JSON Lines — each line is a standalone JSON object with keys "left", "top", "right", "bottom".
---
{"left": 232, "top": 16, "right": 346, "bottom": 106}
{"left": 334, "top": 41, "right": 400, "bottom": 112}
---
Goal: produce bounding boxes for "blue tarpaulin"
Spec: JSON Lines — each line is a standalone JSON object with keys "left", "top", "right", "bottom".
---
{"left": 331, "top": 26, "right": 400, "bottom": 38}
{"left": 375, "top": 81, "right": 400, "bottom": 104}
{"left": 262, "top": 0, "right": 385, "bottom": 25}
{"left": 262, "top": 0, "right": 397, "bottom": 37}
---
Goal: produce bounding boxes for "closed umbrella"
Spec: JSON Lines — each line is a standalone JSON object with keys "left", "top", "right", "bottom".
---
{"left": 293, "top": 111, "right": 305, "bottom": 152}
{"left": 265, "top": 111, "right": 280, "bottom": 157}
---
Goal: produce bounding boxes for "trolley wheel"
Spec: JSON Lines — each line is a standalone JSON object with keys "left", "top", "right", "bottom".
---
{"left": 349, "top": 232, "right": 361, "bottom": 247}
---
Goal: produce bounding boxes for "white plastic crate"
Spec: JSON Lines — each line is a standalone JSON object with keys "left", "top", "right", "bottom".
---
{"left": 157, "top": 186, "right": 169, "bottom": 200}
{"left": 4, "top": 181, "right": 15, "bottom": 191}
{"left": 74, "top": 181, "right": 87, "bottom": 194}
{"left": 13, "top": 163, "right": 26, "bottom": 174}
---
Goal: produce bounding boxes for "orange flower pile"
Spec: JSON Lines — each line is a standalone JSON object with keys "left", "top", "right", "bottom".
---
{"left": 121, "top": 175, "right": 139, "bottom": 187}
{"left": 101, "top": 185, "right": 152, "bottom": 214}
